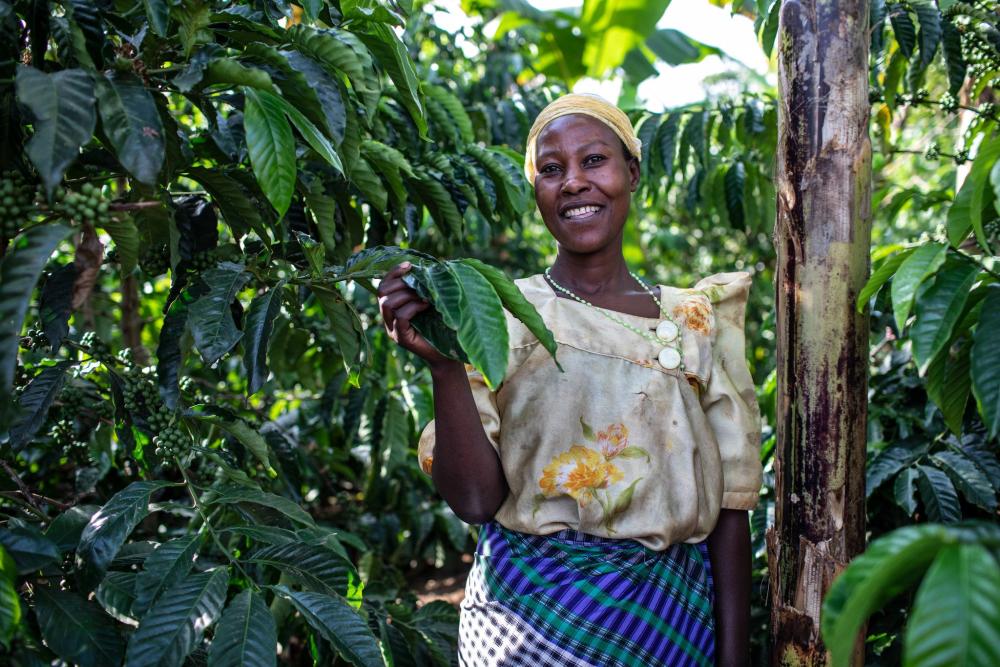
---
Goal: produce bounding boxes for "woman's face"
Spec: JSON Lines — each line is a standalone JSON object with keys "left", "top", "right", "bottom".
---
{"left": 533, "top": 114, "right": 640, "bottom": 256}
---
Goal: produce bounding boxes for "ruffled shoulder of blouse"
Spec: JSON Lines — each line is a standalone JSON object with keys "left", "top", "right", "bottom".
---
{"left": 692, "top": 271, "right": 752, "bottom": 338}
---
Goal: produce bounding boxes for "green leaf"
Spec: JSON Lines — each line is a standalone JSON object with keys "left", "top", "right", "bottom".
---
{"left": 311, "top": 285, "right": 365, "bottom": 386}
{"left": 101, "top": 216, "right": 141, "bottom": 274}
{"left": 96, "top": 73, "right": 164, "bottom": 185}
{"left": 203, "top": 485, "right": 315, "bottom": 528}
{"left": 76, "top": 480, "right": 174, "bottom": 592}
{"left": 8, "top": 360, "right": 73, "bottom": 451}
{"left": 890, "top": 9, "right": 916, "bottom": 59}
{"left": 430, "top": 262, "right": 509, "bottom": 389}
{"left": 425, "top": 85, "right": 473, "bottom": 144}
{"left": 96, "top": 571, "right": 137, "bottom": 623}
{"left": 188, "top": 262, "right": 250, "bottom": 366}
{"left": 822, "top": 523, "right": 955, "bottom": 667}
{"left": 580, "top": 416, "right": 596, "bottom": 441}
{"left": 207, "top": 590, "right": 277, "bottom": 667}
{"left": 917, "top": 464, "right": 961, "bottom": 522}
{"left": 657, "top": 113, "right": 680, "bottom": 182}
{"left": 941, "top": 21, "right": 967, "bottom": 95}
{"left": 972, "top": 285, "right": 1000, "bottom": 438}
{"left": 903, "top": 544, "right": 1000, "bottom": 667}
{"left": 245, "top": 543, "right": 361, "bottom": 603}
{"left": 143, "top": 0, "right": 170, "bottom": 36}
{"left": 645, "top": 28, "right": 720, "bottom": 65}
{"left": 35, "top": 587, "right": 124, "bottom": 667}
{"left": 196, "top": 59, "right": 274, "bottom": 91}
{"left": 926, "top": 337, "right": 972, "bottom": 435}
{"left": 185, "top": 167, "right": 267, "bottom": 242}
{"left": 409, "top": 167, "right": 462, "bottom": 238}
{"left": 45, "top": 505, "right": 98, "bottom": 552}
{"left": 356, "top": 24, "right": 426, "bottom": 136}
{"left": 125, "top": 569, "right": 229, "bottom": 667}
{"left": 458, "top": 258, "right": 560, "bottom": 368}
{"left": 857, "top": 247, "right": 915, "bottom": 312}
{"left": 910, "top": 258, "right": 980, "bottom": 373}
{"left": 966, "top": 136, "right": 1000, "bottom": 250}
{"left": 0, "top": 525, "right": 60, "bottom": 574}
{"left": 617, "top": 446, "right": 650, "bottom": 461}
{"left": 349, "top": 155, "right": 388, "bottom": 212}
{"left": 580, "top": 0, "right": 671, "bottom": 77}
{"left": 157, "top": 297, "right": 187, "bottom": 411}
{"left": 194, "top": 412, "right": 274, "bottom": 473}
{"left": 251, "top": 88, "right": 343, "bottom": 174}
{"left": 244, "top": 281, "right": 285, "bottom": 396}
{"left": 282, "top": 50, "right": 347, "bottom": 145}
{"left": 270, "top": 585, "right": 383, "bottom": 667}
{"left": 932, "top": 451, "right": 997, "bottom": 511}
{"left": 0, "top": 546, "right": 21, "bottom": 650}
{"left": 724, "top": 161, "right": 745, "bottom": 228}
{"left": 15, "top": 67, "right": 96, "bottom": 197}
{"left": 911, "top": 0, "right": 941, "bottom": 70}
{"left": 890, "top": 242, "right": 947, "bottom": 331}
{"left": 133, "top": 535, "right": 200, "bottom": 617}
{"left": 39, "top": 262, "right": 76, "bottom": 352}
{"left": 243, "top": 88, "right": 296, "bottom": 218}
{"left": 286, "top": 26, "right": 379, "bottom": 114}
{"left": 893, "top": 466, "right": 919, "bottom": 515}
{"left": 0, "top": 223, "right": 73, "bottom": 414}
{"left": 867, "top": 444, "right": 923, "bottom": 496}
{"left": 220, "top": 526, "right": 298, "bottom": 547}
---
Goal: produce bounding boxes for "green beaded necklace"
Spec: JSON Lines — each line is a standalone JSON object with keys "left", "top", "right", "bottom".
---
{"left": 544, "top": 267, "right": 685, "bottom": 370}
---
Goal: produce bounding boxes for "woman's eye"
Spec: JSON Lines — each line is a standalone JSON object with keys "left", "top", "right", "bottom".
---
{"left": 540, "top": 164, "right": 561, "bottom": 174}
{"left": 584, "top": 154, "right": 606, "bottom": 165}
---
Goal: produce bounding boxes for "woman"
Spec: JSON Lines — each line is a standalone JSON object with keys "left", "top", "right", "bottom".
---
{"left": 377, "top": 94, "right": 761, "bottom": 667}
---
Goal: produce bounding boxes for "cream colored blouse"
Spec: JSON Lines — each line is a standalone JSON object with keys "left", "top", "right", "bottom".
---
{"left": 417, "top": 272, "right": 762, "bottom": 550}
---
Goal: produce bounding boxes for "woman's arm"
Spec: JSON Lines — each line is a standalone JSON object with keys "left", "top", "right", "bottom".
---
{"left": 705, "top": 508, "right": 751, "bottom": 667}
{"left": 377, "top": 263, "right": 508, "bottom": 524}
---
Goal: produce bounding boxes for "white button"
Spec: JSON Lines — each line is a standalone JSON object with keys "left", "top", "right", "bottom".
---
{"left": 658, "top": 347, "right": 681, "bottom": 369}
{"left": 655, "top": 320, "right": 679, "bottom": 342}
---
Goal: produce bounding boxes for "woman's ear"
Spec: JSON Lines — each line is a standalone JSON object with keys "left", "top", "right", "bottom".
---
{"left": 628, "top": 157, "right": 640, "bottom": 192}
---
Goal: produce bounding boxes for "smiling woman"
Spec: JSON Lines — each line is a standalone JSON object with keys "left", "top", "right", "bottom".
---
{"left": 378, "top": 93, "right": 762, "bottom": 667}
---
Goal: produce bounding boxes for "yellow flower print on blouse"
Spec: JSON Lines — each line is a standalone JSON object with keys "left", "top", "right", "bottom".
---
{"left": 534, "top": 419, "right": 651, "bottom": 533}
{"left": 672, "top": 294, "right": 714, "bottom": 336}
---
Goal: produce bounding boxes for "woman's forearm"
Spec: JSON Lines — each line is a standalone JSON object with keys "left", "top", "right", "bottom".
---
{"left": 706, "top": 508, "right": 752, "bottom": 667}
{"left": 428, "top": 360, "right": 509, "bottom": 524}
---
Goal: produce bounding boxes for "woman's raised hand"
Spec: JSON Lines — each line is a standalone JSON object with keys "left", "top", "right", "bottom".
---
{"left": 377, "top": 262, "right": 451, "bottom": 367}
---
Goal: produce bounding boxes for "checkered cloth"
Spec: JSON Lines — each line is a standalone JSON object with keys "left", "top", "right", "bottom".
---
{"left": 459, "top": 522, "right": 716, "bottom": 666}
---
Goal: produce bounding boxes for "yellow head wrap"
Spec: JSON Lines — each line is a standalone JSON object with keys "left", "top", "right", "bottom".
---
{"left": 523, "top": 93, "right": 642, "bottom": 183}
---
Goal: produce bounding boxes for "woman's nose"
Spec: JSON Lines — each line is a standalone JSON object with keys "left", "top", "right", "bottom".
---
{"left": 560, "top": 166, "right": 590, "bottom": 194}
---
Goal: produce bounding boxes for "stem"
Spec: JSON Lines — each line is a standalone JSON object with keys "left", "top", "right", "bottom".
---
{"left": 0, "top": 459, "right": 54, "bottom": 517}
{"left": 109, "top": 201, "right": 163, "bottom": 211}
{"left": 176, "top": 461, "right": 258, "bottom": 589}
{"left": 955, "top": 248, "right": 1000, "bottom": 281}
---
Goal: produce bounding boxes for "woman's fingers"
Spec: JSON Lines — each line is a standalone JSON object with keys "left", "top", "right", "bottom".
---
{"left": 376, "top": 262, "right": 414, "bottom": 297}
{"left": 395, "top": 300, "right": 430, "bottom": 324}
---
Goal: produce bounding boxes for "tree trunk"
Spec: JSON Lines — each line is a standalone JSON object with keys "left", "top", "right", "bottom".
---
{"left": 767, "top": 1, "right": 872, "bottom": 665}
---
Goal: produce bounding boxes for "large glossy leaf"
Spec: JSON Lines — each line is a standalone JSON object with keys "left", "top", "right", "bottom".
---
{"left": 245, "top": 543, "right": 361, "bottom": 602}
{"left": 125, "top": 569, "right": 228, "bottom": 667}
{"left": 917, "top": 464, "right": 961, "bottom": 523}
{"left": 188, "top": 262, "right": 250, "bottom": 366}
{"left": 311, "top": 285, "right": 365, "bottom": 386}
{"left": 459, "top": 258, "right": 560, "bottom": 368}
{"left": 76, "top": 480, "right": 174, "bottom": 592}
{"left": 270, "top": 585, "right": 383, "bottom": 667}
{"left": 143, "top": 0, "right": 170, "bottom": 36}
{"left": 34, "top": 586, "right": 124, "bottom": 667}
{"left": 911, "top": 0, "right": 941, "bottom": 70}
{"left": 932, "top": 451, "right": 997, "bottom": 511}
{"left": 941, "top": 20, "right": 966, "bottom": 94}
{"left": 244, "top": 281, "right": 285, "bottom": 396}
{"left": 286, "top": 26, "right": 379, "bottom": 114}
{"left": 282, "top": 50, "right": 347, "bottom": 144}
{"left": 867, "top": 445, "right": 922, "bottom": 497}
{"left": 96, "top": 570, "right": 138, "bottom": 623}
{"left": 910, "top": 258, "right": 980, "bottom": 373}
{"left": 251, "top": 88, "right": 343, "bottom": 174}
{"left": 102, "top": 215, "right": 141, "bottom": 274}
{"left": 857, "top": 247, "right": 915, "bottom": 312}
{"left": 185, "top": 167, "right": 267, "bottom": 242}
{"left": 45, "top": 505, "right": 98, "bottom": 552}
{"left": 0, "top": 525, "right": 60, "bottom": 574}
{"left": 15, "top": 67, "right": 96, "bottom": 196}
{"left": 8, "top": 360, "right": 73, "bottom": 451}
{"left": 203, "top": 485, "right": 315, "bottom": 528}
{"left": 903, "top": 544, "right": 1000, "bottom": 667}
{"left": 925, "top": 338, "right": 972, "bottom": 435}
{"left": 38, "top": 262, "right": 76, "bottom": 352}
{"left": 0, "top": 547, "right": 20, "bottom": 650}
{"left": 965, "top": 135, "right": 1000, "bottom": 249}
{"left": 893, "top": 466, "right": 920, "bottom": 515}
{"left": 890, "top": 9, "right": 916, "bottom": 59}
{"left": 645, "top": 28, "right": 721, "bottom": 65}
{"left": 822, "top": 524, "right": 955, "bottom": 667}
{"left": 579, "top": 0, "right": 671, "bottom": 77}
{"left": 971, "top": 285, "right": 1000, "bottom": 438}
{"left": 207, "top": 590, "right": 276, "bottom": 667}
{"left": 356, "top": 23, "right": 426, "bottom": 136}
{"left": 890, "top": 242, "right": 946, "bottom": 331}
{"left": 0, "top": 224, "right": 72, "bottom": 415}
{"left": 194, "top": 412, "right": 274, "bottom": 473}
{"left": 724, "top": 160, "right": 745, "bottom": 228}
{"left": 96, "top": 72, "right": 164, "bottom": 185}
{"left": 133, "top": 535, "right": 200, "bottom": 617}
{"left": 243, "top": 88, "right": 295, "bottom": 218}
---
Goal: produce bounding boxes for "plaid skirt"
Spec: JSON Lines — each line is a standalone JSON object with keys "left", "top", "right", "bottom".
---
{"left": 458, "top": 522, "right": 716, "bottom": 667}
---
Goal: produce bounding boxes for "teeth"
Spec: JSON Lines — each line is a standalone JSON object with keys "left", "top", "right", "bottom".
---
{"left": 564, "top": 205, "right": 601, "bottom": 218}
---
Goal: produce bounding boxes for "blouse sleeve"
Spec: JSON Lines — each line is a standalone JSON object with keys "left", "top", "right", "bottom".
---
{"left": 416, "top": 365, "right": 501, "bottom": 476}
{"left": 694, "top": 272, "right": 763, "bottom": 510}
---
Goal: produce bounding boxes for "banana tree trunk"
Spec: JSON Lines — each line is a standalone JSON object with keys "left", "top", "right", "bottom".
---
{"left": 767, "top": 1, "right": 872, "bottom": 665}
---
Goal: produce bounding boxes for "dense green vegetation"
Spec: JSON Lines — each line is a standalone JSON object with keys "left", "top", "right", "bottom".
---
{"left": 0, "top": 0, "right": 997, "bottom": 665}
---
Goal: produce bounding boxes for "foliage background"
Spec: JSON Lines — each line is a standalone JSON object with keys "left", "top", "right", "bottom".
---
{"left": 0, "top": 0, "right": 997, "bottom": 665}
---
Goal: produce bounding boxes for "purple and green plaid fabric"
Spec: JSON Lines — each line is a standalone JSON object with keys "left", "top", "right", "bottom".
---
{"left": 459, "top": 522, "right": 715, "bottom": 667}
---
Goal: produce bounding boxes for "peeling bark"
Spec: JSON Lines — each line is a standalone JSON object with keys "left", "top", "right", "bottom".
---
{"left": 769, "top": 1, "right": 872, "bottom": 665}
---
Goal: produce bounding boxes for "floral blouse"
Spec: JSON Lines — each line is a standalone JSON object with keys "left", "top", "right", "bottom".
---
{"left": 417, "top": 272, "right": 762, "bottom": 550}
